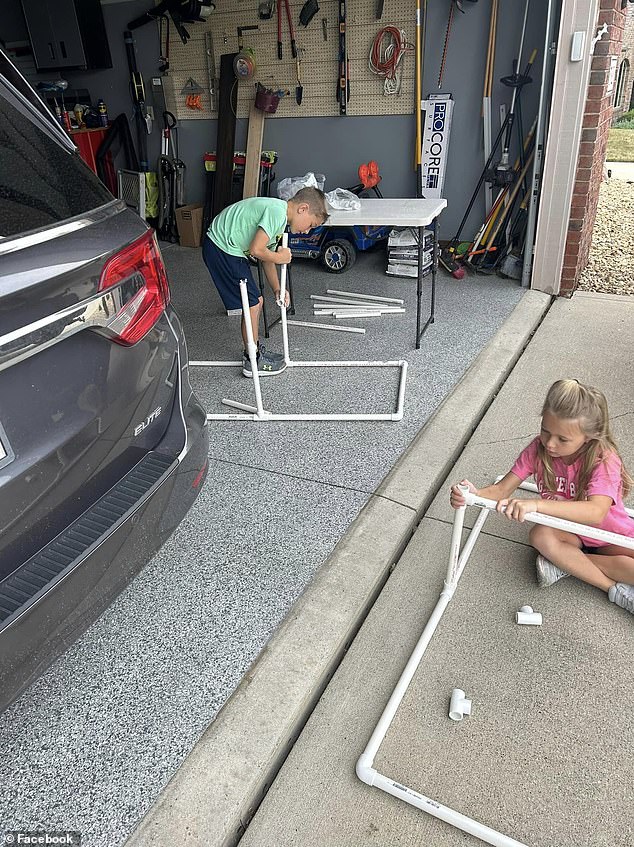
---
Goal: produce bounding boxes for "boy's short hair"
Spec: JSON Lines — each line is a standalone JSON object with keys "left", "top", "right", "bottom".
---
{"left": 289, "top": 186, "right": 329, "bottom": 223}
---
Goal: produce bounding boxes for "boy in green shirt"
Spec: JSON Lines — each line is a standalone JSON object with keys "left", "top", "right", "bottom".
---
{"left": 203, "top": 187, "right": 328, "bottom": 377}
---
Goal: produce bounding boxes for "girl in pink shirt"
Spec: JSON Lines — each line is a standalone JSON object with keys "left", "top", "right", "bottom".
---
{"left": 451, "top": 379, "right": 634, "bottom": 615}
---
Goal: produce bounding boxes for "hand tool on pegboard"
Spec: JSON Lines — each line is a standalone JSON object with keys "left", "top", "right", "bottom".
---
{"left": 337, "top": 0, "right": 350, "bottom": 115}
{"left": 278, "top": 0, "right": 297, "bottom": 59}
{"left": 295, "top": 48, "right": 304, "bottom": 104}
{"left": 204, "top": 30, "right": 219, "bottom": 110}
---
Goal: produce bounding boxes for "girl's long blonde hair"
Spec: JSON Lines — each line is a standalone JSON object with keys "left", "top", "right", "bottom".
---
{"left": 538, "top": 379, "right": 632, "bottom": 500}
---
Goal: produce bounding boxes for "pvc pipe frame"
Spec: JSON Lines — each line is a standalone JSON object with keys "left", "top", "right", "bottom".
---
{"left": 189, "top": 234, "right": 408, "bottom": 422}
{"left": 356, "top": 478, "right": 634, "bottom": 847}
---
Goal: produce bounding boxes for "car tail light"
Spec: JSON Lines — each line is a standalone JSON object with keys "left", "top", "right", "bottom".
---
{"left": 98, "top": 230, "right": 171, "bottom": 345}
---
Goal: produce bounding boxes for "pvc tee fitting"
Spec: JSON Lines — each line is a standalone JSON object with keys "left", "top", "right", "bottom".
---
{"left": 449, "top": 688, "right": 472, "bottom": 722}
{"left": 516, "top": 605, "right": 542, "bottom": 626}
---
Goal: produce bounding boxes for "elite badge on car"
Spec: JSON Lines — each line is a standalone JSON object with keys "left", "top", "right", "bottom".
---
{"left": 134, "top": 407, "right": 162, "bottom": 436}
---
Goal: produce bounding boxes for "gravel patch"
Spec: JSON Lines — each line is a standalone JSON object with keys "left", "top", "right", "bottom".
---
{"left": 577, "top": 175, "right": 634, "bottom": 295}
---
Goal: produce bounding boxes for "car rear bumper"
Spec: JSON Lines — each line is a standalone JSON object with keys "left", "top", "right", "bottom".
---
{"left": 0, "top": 415, "right": 209, "bottom": 714}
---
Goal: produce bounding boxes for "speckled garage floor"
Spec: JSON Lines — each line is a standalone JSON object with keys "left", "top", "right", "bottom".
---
{"left": 0, "top": 244, "right": 524, "bottom": 847}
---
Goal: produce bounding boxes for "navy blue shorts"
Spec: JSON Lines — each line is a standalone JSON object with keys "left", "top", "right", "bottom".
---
{"left": 202, "top": 235, "right": 261, "bottom": 310}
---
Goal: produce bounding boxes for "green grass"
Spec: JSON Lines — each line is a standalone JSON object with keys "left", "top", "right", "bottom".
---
{"left": 606, "top": 127, "right": 634, "bottom": 162}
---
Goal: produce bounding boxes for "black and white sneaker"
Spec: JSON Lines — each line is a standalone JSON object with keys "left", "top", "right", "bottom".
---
{"left": 242, "top": 350, "right": 287, "bottom": 378}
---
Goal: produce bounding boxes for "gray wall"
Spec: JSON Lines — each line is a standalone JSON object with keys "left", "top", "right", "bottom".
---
{"left": 2, "top": 0, "right": 552, "bottom": 239}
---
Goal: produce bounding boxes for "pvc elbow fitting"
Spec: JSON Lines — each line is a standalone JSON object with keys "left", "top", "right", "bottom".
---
{"left": 458, "top": 483, "right": 476, "bottom": 506}
{"left": 449, "top": 688, "right": 472, "bottom": 722}
{"left": 516, "top": 605, "right": 542, "bottom": 626}
{"left": 356, "top": 753, "right": 377, "bottom": 785}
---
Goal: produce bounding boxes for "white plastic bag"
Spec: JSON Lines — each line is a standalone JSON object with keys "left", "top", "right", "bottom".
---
{"left": 277, "top": 172, "right": 326, "bottom": 200}
{"left": 325, "top": 188, "right": 361, "bottom": 211}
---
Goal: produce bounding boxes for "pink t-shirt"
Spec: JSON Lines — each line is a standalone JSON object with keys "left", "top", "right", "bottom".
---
{"left": 510, "top": 437, "right": 634, "bottom": 547}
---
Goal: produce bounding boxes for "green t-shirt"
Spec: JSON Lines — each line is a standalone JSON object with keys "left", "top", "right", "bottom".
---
{"left": 208, "top": 197, "right": 288, "bottom": 257}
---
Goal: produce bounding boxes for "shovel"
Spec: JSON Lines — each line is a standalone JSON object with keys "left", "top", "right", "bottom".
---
{"left": 295, "top": 48, "right": 303, "bottom": 105}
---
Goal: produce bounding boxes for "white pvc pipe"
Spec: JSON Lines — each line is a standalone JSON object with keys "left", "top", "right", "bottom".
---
{"left": 288, "top": 359, "right": 405, "bottom": 367}
{"left": 313, "top": 306, "right": 405, "bottom": 318}
{"left": 335, "top": 309, "right": 405, "bottom": 318}
{"left": 286, "top": 320, "right": 366, "bottom": 334}
{"left": 189, "top": 360, "right": 243, "bottom": 366}
{"left": 221, "top": 399, "right": 272, "bottom": 415}
{"left": 453, "top": 506, "right": 490, "bottom": 586}
{"left": 463, "top": 491, "right": 634, "bottom": 550}
{"left": 314, "top": 304, "right": 405, "bottom": 311}
{"left": 327, "top": 289, "right": 404, "bottom": 305}
{"left": 279, "top": 233, "right": 291, "bottom": 366}
{"left": 395, "top": 360, "right": 408, "bottom": 418}
{"left": 311, "top": 295, "right": 395, "bottom": 306}
{"left": 239, "top": 279, "right": 266, "bottom": 418}
{"left": 206, "top": 412, "right": 401, "bottom": 421}
{"left": 333, "top": 312, "right": 383, "bottom": 319}
{"left": 360, "top": 770, "right": 528, "bottom": 847}
{"left": 518, "top": 480, "right": 634, "bottom": 519}
{"left": 359, "top": 500, "right": 469, "bottom": 768}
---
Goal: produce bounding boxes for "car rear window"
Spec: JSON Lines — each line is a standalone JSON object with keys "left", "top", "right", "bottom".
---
{"left": 0, "top": 93, "right": 113, "bottom": 239}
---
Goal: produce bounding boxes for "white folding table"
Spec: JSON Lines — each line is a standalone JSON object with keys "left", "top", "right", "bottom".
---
{"left": 325, "top": 198, "right": 447, "bottom": 349}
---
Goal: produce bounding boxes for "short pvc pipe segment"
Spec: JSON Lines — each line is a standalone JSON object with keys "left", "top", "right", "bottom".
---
{"left": 516, "top": 605, "right": 542, "bottom": 626}
{"left": 449, "top": 688, "right": 472, "bottom": 721}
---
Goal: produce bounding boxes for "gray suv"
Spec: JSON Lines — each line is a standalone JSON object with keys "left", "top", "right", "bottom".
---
{"left": 0, "top": 49, "right": 209, "bottom": 712}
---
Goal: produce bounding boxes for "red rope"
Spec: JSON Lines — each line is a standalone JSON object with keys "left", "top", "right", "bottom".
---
{"left": 369, "top": 27, "right": 412, "bottom": 80}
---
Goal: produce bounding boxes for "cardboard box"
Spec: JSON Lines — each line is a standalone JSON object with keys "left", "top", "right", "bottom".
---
{"left": 175, "top": 204, "right": 204, "bottom": 248}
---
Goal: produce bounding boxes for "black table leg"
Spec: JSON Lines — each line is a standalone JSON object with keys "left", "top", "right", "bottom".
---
{"left": 415, "top": 219, "right": 437, "bottom": 349}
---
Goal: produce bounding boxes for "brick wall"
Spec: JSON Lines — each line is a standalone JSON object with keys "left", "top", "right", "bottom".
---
{"left": 559, "top": 0, "right": 628, "bottom": 296}
{"left": 616, "top": 5, "right": 634, "bottom": 114}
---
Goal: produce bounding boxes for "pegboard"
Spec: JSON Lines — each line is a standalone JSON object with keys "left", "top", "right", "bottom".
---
{"left": 164, "top": 0, "right": 417, "bottom": 120}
